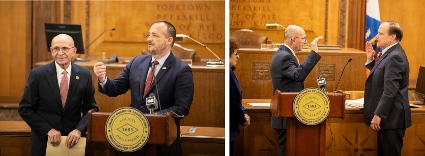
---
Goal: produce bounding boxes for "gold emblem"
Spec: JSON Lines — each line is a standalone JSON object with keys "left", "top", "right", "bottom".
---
{"left": 293, "top": 88, "right": 330, "bottom": 125}
{"left": 105, "top": 107, "right": 150, "bottom": 152}
{"left": 76, "top": 76, "right": 79, "bottom": 80}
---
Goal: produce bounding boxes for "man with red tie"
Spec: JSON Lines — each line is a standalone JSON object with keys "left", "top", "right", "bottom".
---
{"left": 19, "top": 34, "right": 99, "bottom": 156}
{"left": 364, "top": 21, "right": 411, "bottom": 156}
{"left": 93, "top": 21, "right": 194, "bottom": 156}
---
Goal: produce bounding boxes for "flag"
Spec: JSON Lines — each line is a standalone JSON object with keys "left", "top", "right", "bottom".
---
{"left": 365, "top": 0, "right": 381, "bottom": 54}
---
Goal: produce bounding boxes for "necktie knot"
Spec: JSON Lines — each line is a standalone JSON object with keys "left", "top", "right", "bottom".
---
{"left": 152, "top": 60, "right": 159, "bottom": 66}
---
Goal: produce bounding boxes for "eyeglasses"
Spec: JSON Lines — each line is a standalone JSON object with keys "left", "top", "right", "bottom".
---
{"left": 50, "top": 46, "right": 74, "bottom": 53}
{"left": 294, "top": 36, "right": 307, "bottom": 41}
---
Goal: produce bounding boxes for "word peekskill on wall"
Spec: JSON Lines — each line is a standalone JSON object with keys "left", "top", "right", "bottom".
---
{"left": 230, "top": 0, "right": 280, "bottom": 28}
{"left": 153, "top": 2, "right": 224, "bottom": 43}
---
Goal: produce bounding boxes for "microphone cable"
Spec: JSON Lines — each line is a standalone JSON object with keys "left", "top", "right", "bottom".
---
{"left": 152, "top": 62, "right": 162, "bottom": 112}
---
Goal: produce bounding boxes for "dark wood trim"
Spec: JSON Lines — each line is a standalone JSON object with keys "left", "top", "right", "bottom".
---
{"left": 0, "top": 96, "right": 21, "bottom": 103}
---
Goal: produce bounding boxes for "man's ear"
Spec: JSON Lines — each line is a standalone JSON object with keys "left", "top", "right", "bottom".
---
{"left": 168, "top": 37, "right": 173, "bottom": 44}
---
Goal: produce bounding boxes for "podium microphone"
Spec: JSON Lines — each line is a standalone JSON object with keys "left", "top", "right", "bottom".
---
{"left": 76, "top": 27, "right": 116, "bottom": 62}
{"left": 334, "top": 58, "right": 352, "bottom": 92}
{"left": 146, "top": 93, "right": 158, "bottom": 114}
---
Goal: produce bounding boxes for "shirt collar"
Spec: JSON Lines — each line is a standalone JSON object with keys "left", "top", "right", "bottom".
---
{"left": 151, "top": 51, "right": 171, "bottom": 66}
{"left": 55, "top": 61, "right": 72, "bottom": 76}
{"left": 381, "top": 42, "right": 399, "bottom": 55}
{"left": 283, "top": 44, "right": 297, "bottom": 57}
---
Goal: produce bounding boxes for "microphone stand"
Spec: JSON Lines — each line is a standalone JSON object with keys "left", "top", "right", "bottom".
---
{"left": 334, "top": 58, "right": 352, "bottom": 93}
{"left": 177, "top": 34, "right": 224, "bottom": 66}
{"left": 149, "top": 106, "right": 155, "bottom": 114}
{"left": 75, "top": 28, "right": 115, "bottom": 62}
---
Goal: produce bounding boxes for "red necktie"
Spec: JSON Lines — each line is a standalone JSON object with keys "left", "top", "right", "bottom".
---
{"left": 59, "top": 71, "right": 68, "bottom": 107}
{"left": 144, "top": 61, "right": 159, "bottom": 97}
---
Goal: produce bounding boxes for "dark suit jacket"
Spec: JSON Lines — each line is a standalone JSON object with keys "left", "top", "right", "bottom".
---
{"left": 99, "top": 52, "right": 194, "bottom": 156}
{"left": 270, "top": 45, "right": 321, "bottom": 129}
{"left": 230, "top": 66, "right": 246, "bottom": 142}
{"left": 19, "top": 61, "right": 99, "bottom": 156}
{"left": 364, "top": 43, "right": 411, "bottom": 129}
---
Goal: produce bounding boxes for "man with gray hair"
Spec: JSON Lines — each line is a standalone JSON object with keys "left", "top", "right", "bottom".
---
{"left": 269, "top": 25, "right": 322, "bottom": 155}
{"left": 19, "top": 34, "right": 99, "bottom": 156}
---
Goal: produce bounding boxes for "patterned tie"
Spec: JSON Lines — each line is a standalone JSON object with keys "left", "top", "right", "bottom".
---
{"left": 59, "top": 71, "right": 68, "bottom": 107}
{"left": 144, "top": 61, "right": 159, "bottom": 98}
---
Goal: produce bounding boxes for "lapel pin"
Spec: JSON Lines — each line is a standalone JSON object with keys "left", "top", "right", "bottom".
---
{"left": 162, "top": 67, "right": 166, "bottom": 69}
{"left": 76, "top": 76, "right": 79, "bottom": 80}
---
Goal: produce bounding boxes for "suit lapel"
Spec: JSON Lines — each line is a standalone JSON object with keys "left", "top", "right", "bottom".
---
{"left": 146, "top": 52, "right": 174, "bottom": 94}
{"left": 140, "top": 56, "right": 152, "bottom": 97}
{"left": 64, "top": 63, "right": 80, "bottom": 110}
{"left": 368, "top": 44, "right": 398, "bottom": 77}
{"left": 280, "top": 45, "right": 299, "bottom": 66}
{"left": 45, "top": 61, "right": 63, "bottom": 108}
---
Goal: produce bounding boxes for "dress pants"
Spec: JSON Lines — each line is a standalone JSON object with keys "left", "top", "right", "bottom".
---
{"left": 275, "top": 129, "right": 287, "bottom": 156}
{"left": 377, "top": 128, "right": 406, "bottom": 156}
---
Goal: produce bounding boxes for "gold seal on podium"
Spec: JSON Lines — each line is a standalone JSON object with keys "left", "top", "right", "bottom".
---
{"left": 293, "top": 88, "right": 330, "bottom": 125}
{"left": 105, "top": 107, "right": 150, "bottom": 152}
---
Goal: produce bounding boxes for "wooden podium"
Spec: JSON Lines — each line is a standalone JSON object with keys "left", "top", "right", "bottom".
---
{"left": 87, "top": 111, "right": 177, "bottom": 155}
{"left": 270, "top": 90, "right": 345, "bottom": 156}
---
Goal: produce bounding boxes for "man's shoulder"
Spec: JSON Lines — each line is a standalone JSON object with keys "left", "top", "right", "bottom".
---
{"left": 32, "top": 61, "right": 54, "bottom": 73}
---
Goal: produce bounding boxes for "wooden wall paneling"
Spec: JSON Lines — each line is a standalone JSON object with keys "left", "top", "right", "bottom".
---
{"left": 0, "top": 1, "right": 13, "bottom": 100}
{"left": 0, "top": 1, "right": 32, "bottom": 103}
{"left": 181, "top": 68, "right": 225, "bottom": 127}
{"left": 346, "top": 0, "right": 365, "bottom": 51}
{"left": 92, "top": 42, "right": 225, "bottom": 62}
{"left": 379, "top": 0, "right": 425, "bottom": 82}
{"left": 86, "top": 1, "right": 105, "bottom": 58}
{"left": 83, "top": 1, "right": 225, "bottom": 60}
{"left": 327, "top": 0, "right": 341, "bottom": 45}
{"left": 32, "top": 1, "right": 63, "bottom": 65}
{"left": 229, "top": 0, "right": 329, "bottom": 45}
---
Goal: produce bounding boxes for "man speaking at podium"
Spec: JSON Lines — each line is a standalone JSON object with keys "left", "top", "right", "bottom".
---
{"left": 93, "top": 21, "right": 194, "bottom": 156}
{"left": 364, "top": 21, "right": 411, "bottom": 156}
{"left": 270, "top": 25, "right": 322, "bottom": 156}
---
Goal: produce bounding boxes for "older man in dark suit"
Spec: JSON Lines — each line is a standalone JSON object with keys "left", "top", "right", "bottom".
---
{"left": 269, "top": 25, "right": 322, "bottom": 156}
{"left": 93, "top": 21, "right": 194, "bottom": 156}
{"left": 364, "top": 21, "right": 411, "bottom": 156}
{"left": 19, "top": 34, "right": 99, "bottom": 156}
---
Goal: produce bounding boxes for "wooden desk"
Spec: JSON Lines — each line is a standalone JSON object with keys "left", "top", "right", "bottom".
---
{"left": 180, "top": 126, "right": 225, "bottom": 156}
{"left": 35, "top": 60, "right": 225, "bottom": 127}
{"left": 0, "top": 122, "right": 224, "bottom": 156}
{"left": 235, "top": 99, "right": 425, "bottom": 156}
{"left": 234, "top": 48, "right": 367, "bottom": 99}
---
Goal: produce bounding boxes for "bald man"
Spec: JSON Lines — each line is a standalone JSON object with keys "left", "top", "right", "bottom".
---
{"left": 269, "top": 25, "right": 323, "bottom": 156}
{"left": 19, "top": 34, "right": 99, "bottom": 156}
{"left": 364, "top": 21, "right": 411, "bottom": 156}
{"left": 93, "top": 21, "right": 194, "bottom": 156}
